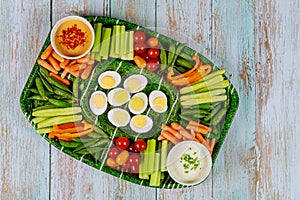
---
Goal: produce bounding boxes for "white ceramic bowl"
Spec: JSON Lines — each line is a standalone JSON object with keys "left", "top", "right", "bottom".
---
{"left": 167, "top": 141, "right": 212, "bottom": 186}
{"left": 50, "top": 16, "right": 95, "bottom": 60}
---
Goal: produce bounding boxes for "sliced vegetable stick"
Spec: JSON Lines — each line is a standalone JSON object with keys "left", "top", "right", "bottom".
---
{"left": 52, "top": 126, "right": 86, "bottom": 134}
{"left": 157, "top": 135, "right": 165, "bottom": 141}
{"left": 69, "top": 70, "right": 80, "bottom": 77}
{"left": 47, "top": 55, "right": 61, "bottom": 71}
{"left": 48, "top": 131, "right": 57, "bottom": 139}
{"left": 170, "top": 122, "right": 183, "bottom": 131}
{"left": 87, "top": 59, "right": 95, "bottom": 65}
{"left": 37, "top": 59, "right": 58, "bottom": 74}
{"left": 41, "top": 44, "right": 53, "bottom": 60}
{"left": 60, "top": 59, "right": 70, "bottom": 69}
{"left": 60, "top": 69, "right": 68, "bottom": 79}
{"left": 69, "top": 60, "right": 77, "bottom": 65}
{"left": 189, "top": 120, "right": 212, "bottom": 132}
{"left": 186, "top": 124, "right": 209, "bottom": 135}
{"left": 178, "top": 128, "right": 194, "bottom": 140}
{"left": 58, "top": 122, "right": 84, "bottom": 129}
{"left": 195, "top": 132, "right": 210, "bottom": 152}
{"left": 67, "top": 63, "right": 87, "bottom": 72}
{"left": 76, "top": 55, "right": 89, "bottom": 63}
{"left": 49, "top": 72, "right": 70, "bottom": 86}
{"left": 161, "top": 131, "right": 180, "bottom": 144}
{"left": 51, "top": 51, "right": 64, "bottom": 62}
{"left": 57, "top": 128, "right": 94, "bottom": 139}
{"left": 161, "top": 124, "right": 182, "bottom": 140}
{"left": 209, "top": 138, "right": 216, "bottom": 154}
{"left": 81, "top": 64, "right": 94, "bottom": 80}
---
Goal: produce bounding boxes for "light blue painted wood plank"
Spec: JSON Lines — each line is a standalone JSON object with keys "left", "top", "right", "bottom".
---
{"left": 255, "top": 0, "right": 300, "bottom": 199}
{"left": 0, "top": 0, "right": 50, "bottom": 199}
{"left": 156, "top": 1, "right": 213, "bottom": 199}
{"left": 211, "top": 0, "right": 256, "bottom": 199}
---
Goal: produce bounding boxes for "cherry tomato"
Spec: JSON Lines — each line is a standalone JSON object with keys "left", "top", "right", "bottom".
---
{"left": 128, "top": 154, "right": 140, "bottom": 165}
{"left": 122, "top": 162, "right": 131, "bottom": 171}
{"left": 134, "top": 43, "right": 147, "bottom": 55}
{"left": 141, "top": 51, "right": 150, "bottom": 61}
{"left": 134, "top": 140, "right": 147, "bottom": 152}
{"left": 146, "top": 60, "right": 159, "bottom": 72}
{"left": 147, "top": 48, "right": 160, "bottom": 59}
{"left": 134, "top": 31, "right": 146, "bottom": 43}
{"left": 115, "top": 137, "right": 130, "bottom": 150}
{"left": 131, "top": 164, "right": 139, "bottom": 174}
{"left": 147, "top": 37, "right": 159, "bottom": 48}
{"left": 108, "top": 147, "right": 120, "bottom": 159}
{"left": 128, "top": 144, "right": 139, "bottom": 153}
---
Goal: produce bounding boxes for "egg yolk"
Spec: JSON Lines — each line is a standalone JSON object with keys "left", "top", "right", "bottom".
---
{"left": 114, "top": 90, "right": 129, "bottom": 104}
{"left": 130, "top": 97, "right": 144, "bottom": 111}
{"left": 93, "top": 94, "right": 105, "bottom": 108}
{"left": 133, "top": 115, "right": 147, "bottom": 128}
{"left": 153, "top": 97, "right": 167, "bottom": 111}
{"left": 114, "top": 110, "right": 128, "bottom": 125}
{"left": 127, "top": 78, "right": 141, "bottom": 92}
{"left": 101, "top": 76, "right": 115, "bottom": 88}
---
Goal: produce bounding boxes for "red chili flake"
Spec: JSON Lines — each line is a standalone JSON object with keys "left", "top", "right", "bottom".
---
{"left": 58, "top": 24, "right": 87, "bottom": 50}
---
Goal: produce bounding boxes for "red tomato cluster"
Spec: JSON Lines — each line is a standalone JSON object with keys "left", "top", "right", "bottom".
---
{"left": 134, "top": 31, "right": 160, "bottom": 72}
{"left": 106, "top": 137, "right": 147, "bottom": 173}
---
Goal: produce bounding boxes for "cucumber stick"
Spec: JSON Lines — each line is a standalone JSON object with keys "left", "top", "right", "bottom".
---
{"left": 32, "top": 107, "right": 81, "bottom": 117}
{"left": 196, "top": 80, "right": 230, "bottom": 93}
{"left": 37, "top": 114, "right": 82, "bottom": 129}
{"left": 160, "top": 140, "right": 168, "bottom": 172}
{"left": 180, "top": 89, "right": 226, "bottom": 102}
{"left": 36, "top": 127, "right": 53, "bottom": 134}
{"left": 150, "top": 153, "right": 161, "bottom": 187}
{"left": 99, "top": 27, "right": 112, "bottom": 60}
{"left": 181, "top": 95, "right": 227, "bottom": 107}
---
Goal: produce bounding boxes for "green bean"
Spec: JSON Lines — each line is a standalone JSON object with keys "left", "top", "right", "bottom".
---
{"left": 174, "top": 65, "right": 188, "bottom": 73}
{"left": 175, "top": 57, "right": 193, "bottom": 69}
{"left": 89, "top": 138, "right": 110, "bottom": 148}
{"left": 72, "top": 77, "right": 79, "bottom": 99}
{"left": 48, "top": 98, "right": 72, "bottom": 107}
{"left": 59, "top": 141, "right": 82, "bottom": 148}
{"left": 167, "top": 42, "right": 176, "bottom": 66}
{"left": 93, "top": 126, "right": 110, "bottom": 138}
{"left": 178, "top": 52, "right": 194, "bottom": 62}
{"left": 28, "top": 95, "right": 47, "bottom": 101}
{"left": 211, "top": 107, "right": 227, "bottom": 126}
{"left": 35, "top": 77, "right": 45, "bottom": 98}
{"left": 27, "top": 88, "right": 39, "bottom": 94}
{"left": 171, "top": 43, "right": 185, "bottom": 66}
{"left": 38, "top": 71, "right": 53, "bottom": 92}
{"left": 39, "top": 67, "right": 71, "bottom": 92}
{"left": 53, "top": 86, "right": 72, "bottom": 99}
{"left": 75, "top": 146, "right": 108, "bottom": 154}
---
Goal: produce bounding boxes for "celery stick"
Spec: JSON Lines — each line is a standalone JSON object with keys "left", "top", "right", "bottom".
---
{"left": 94, "top": 52, "right": 101, "bottom": 61}
{"left": 99, "top": 27, "right": 112, "bottom": 60}
{"left": 120, "top": 25, "right": 126, "bottom": 58}
{"left": 126, "top": 31, "right": 134, "bottom": 60}
{"left": 160, "top": 140, "right": 169, "bottom": 172}
{"left": 121, "top": 31, "right": 129, "bottom": 60}
{"left": 139, "top": 152, "right": 149, "bottom": 179}
{"left": 109, "top": 26, "right": 117, "bottom": 58}
{"left": 180, "top": 89, "right": 226, "bottom": 102}
{"left": 92, "top": 23, "right": 102, "bottom": 53}
{"left": 143, "top": 140, "right": 151, "bottom": 174}
{"left": 115, "top": 25, "right": 121, "bottom": 57}
{"left": 150, "top": 153, "right": 161, "bottom": 186}
{"left": 160, "top": 172, "right": 164, "bottom": 180}
{"left": 147, "top": 139, "right": 157, "bottom": 173}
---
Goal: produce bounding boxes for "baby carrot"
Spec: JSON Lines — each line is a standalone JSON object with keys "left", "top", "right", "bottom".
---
{"left": 47, "top": 55, "right": 61, "bottom": 71}
{"left": 170, "top": 122, "right": 183, "bottom": 131}
{"left": 81, "top": 64, "right": 94, "bottom": 80}
{"left": 41, "top": 44, "right": 53, "bottom": 60}
{"left": 161, "top": 131, "right": 180, "bottom": 144}
{"left": 60, "top": 59, "right": 70, "bottom": 69}
{"left": 51, "top": 51, "right": 64, "bottom": 62}
{"left": 49, "top": 72, "right": 70, "bottom": 86}
{"left": 38, "top": 59, "right": 58, "bottom": 74}
{"left": 161, "top": 124, "right": 182, "bottom": 139}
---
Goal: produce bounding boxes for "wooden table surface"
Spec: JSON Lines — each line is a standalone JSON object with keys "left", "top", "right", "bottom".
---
{"left": 1, "top": 0, "right": 299, "bottom": 199}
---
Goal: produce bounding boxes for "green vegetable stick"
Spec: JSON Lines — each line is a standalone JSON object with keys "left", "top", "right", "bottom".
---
{"left": 36, "top": 127, "right": 52, "bottom": 134}
{"left": 99, "top": 27, "right": 112, "bottom": 60}
{"left": 181, "top": 95, "right": 227, "bottom": 107}
{"left": 35, "top": 77, "right": 45, "bottom": 98}
{"left": 92, "top": 23, "right": 102, "bottom": 53}
{"left": 32, "top": 117, "right": 47, "bottom": 124}
{"left": 37, "top": 114, "right": 82, "bottom": 129}
{"left": 120, "top": 25, "right": 126, "bottom": 58}
{"left": 127, "top": 31, "right": 134, "bottom": 60}
{"left": 109, "top": 26, "right": 118, "bottom": 58}
{"left": 160, "top": 140, "right": 168, "bottom": 172}
{"left": 180, "top": 89, "right": 226, "bottom": 102}
{"left": 147, "top": 139, "right": 156, "bottom": 173}
{"left": 115, "top": 25, "right": 121, "bottom": 57}
{"left": 32, "top": 107, "right": 82, "bottom": 117}
{"left": 150, "top": 153, "right": 161, "bottom": 186}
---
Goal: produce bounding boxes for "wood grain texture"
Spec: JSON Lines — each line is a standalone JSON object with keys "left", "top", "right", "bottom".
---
{"left": 255, "top": 0, "right": 300, "bottom": 199}
{"left": 212, "top": 0, "right": 256, "bottom": 199}
{"left": 0, "top": 0, "right": 51, "bottom": 199}
{"left": 156, "top": 0, "right": 213, "bottom": 199}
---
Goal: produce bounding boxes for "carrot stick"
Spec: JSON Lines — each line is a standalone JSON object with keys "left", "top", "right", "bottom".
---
{"left": 80, "top": 64, "right": 94, "bottom": 80}
{"left": 209, "top": 138, "right": 216, "bottom": 155}
{"left": 162, "top": 124, "right": 182, "bottom": 139}
{"left": 189, "top": 120, "right": 212, "bottom": 132}
{"left": 53, "top": 126, "right": 86, "bottom": 134}
{"left": 37, "top": 59, "right": 58, "bottom": 74}
{"left": 58, "top": 122, "right": 84, "bottom": 129}
{"left": 69, "top": 60, "right": 77, "bottom": 65}
{"left": 51, "top": 51, "right": 64, "bottom": 62}
{"left": 49, "top": 72, "right": 70, "bottom": 86}
{"left": 76, "top": 55, "right": 89, "bottom": 63}
{"left": 69, "top": 70, "right": 80, "bottom": 77}
{"left": 60, "top": 59, "right": 70, "bottom": 69}
{"left": 67, "top": 63, "right": 87, "bottom": 72}
{"left": 196, "top": 133, "right": 210, "bottom": 152}
{"left": 87, "top": 59, "right": 95, "bottom": 65}
{"left": 161, "top": 131, "right": 180, "bottom": 144}
{"left": 47, "top": 55, "right": 61, "bottom": 71}
{"left": 60, "top": 69, "right": 68, "bottom": 79}
{"left": 186, "top": 124, "right": 209, "bottom": 135}
{"left": 170, "top": 122, "right": 183, "bottom": 131}
{"left": 48, "top": 131, "right": 57, "bottom": 139}
{"left": 157, "top": 135, "right": 165, "bottom": 141}
{"left": 178, "top": 128, "right": 195, "bottom": 140}
{"left": 57, "top": 128, "right": 94, "bottom": 139}
{"left": 41, "top": 44, "right": 53, "bottom": 60}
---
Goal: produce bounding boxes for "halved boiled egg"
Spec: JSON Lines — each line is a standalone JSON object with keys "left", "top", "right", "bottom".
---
{"left": 98, "top": 71, "right": 121, "bottom": 89}
{"left": 123, "top": 74, "right": 148, "bottom": 93}
{"left": 149, "top": 90, "right": 168, "bottom": 113}
{"left": 128, "top": 92, "right": 148, "bottom": 114}
{"left": 130, "top": 115, "right": 153, "bottom": 133}
{"left": 107, "top": 88, "right": 130, "bottom": 106}
{"left": 108, "top": 108, "right": 130, "bottom": 127}
{"left": 89, "top": 91, "right": 107, "bottom": 115}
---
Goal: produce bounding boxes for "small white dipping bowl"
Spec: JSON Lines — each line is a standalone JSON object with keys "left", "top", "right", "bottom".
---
{"left": 50, "top": 16, "right": 95, "bottom": 60}
{"left": 167, "top": 141, "right": 212, "bottom": 186}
